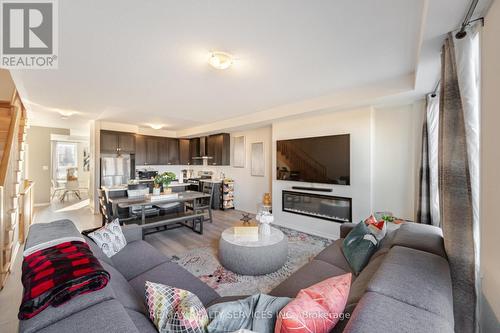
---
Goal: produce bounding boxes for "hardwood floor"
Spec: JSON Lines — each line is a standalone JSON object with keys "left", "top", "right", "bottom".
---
{"left": 0, "top": 194, "right": 251, "bottom": 332}
{"left": 145, "top": 209, "right": 248, "bottom": 257}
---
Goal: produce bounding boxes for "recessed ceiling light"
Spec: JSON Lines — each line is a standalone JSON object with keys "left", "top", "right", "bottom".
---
{"left": 208, "top": 51, "right": 233, "bottom": 70}
{"left": 150, "top": 124, "right": 163, "bottom": 130}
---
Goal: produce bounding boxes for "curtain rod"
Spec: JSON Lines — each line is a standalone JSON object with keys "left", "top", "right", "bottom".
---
{"left": 456, "top": 0, "right": 480, "bottom": 39}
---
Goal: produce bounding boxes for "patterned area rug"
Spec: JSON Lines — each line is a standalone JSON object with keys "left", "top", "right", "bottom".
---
{"left": 171, "top": 225, "right": 332, "bottom": 297}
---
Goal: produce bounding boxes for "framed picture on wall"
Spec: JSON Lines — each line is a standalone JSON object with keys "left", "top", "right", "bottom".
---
{"left": 83, "top": 147, "right": 90, "bottom": 172}
{"left": 251, "top": 142, "right": 265, "bottom": 176}
{"left": 233, "top": 136, "right": 245, "bottom": 168}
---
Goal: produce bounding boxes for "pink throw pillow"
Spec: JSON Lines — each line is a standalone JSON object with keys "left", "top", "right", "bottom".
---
{"left": 275, "top": 273, "right": 351, "bottom": 333}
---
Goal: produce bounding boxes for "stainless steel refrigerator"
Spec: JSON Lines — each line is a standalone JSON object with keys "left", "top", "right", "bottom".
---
{"left": 100, "top": 154, "right": 135, "bottom": 187}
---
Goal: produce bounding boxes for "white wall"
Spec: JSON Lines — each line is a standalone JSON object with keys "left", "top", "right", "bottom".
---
{"left": 271, "top": 104, "right": 423, "bottom": 239}
{"left": 372, "top": 102, "right": 424, "bottom": 220}
{"left": 480, "top": 2, "right": 500, "bottom": 331}
{"left": 136, "top": 126, "right": 273, "bottom": 214}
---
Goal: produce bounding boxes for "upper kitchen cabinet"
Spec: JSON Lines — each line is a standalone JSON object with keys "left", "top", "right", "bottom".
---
{"left": 179, "top": 139, "right": 190, "bottom": 165}
{"left": 189, "top": 138, "right": 202, "bottom": 165}
{"left": 159, "top": 138, "right": 180, "bottom": 165}
{"left": 207, "top": 133, "right": 230, "bottom": 165}
{"left": 118, "top": 133, "right": 135, "bottom": 152}
{"left": 135, "top": 135, "right": 147, "bottom": 165}
{"left": 146, "top": 137, "right": 160, "bottom": 165}
{"left": 100, "top": 130, "right": 136, "bottom": 153}
{"left": 100, "top": 131, "right": 118, "bottom": 153}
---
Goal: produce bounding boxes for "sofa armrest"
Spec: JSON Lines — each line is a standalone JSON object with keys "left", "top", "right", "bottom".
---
{"left": 340, "top": 223, "right": 357, "bottom": 239}
{"left": 121, "top": 224, "right": 143, "bottom": 243}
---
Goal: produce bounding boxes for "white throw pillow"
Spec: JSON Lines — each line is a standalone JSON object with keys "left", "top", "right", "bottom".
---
{"left": 88, "top": 219, "right": 127, "bottom": 257}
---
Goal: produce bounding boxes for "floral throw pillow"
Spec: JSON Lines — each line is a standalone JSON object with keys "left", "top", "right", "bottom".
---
{"left": 145, "top": 281, "right": 208, "bottom": 333}
{"left": 275, "top": 273, "right": 351, "bottom": 333}
{"left": 88, "top": 218, "right": 127, "bottom": 257}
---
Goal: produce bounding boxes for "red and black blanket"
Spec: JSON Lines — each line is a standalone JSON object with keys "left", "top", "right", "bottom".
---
{"left": 18, "top": 241, "right": 110, "bottom": 320}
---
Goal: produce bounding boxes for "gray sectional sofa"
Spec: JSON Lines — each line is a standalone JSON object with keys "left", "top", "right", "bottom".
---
{"left": 20, "top": 221, "right": 454, "bottom": 333}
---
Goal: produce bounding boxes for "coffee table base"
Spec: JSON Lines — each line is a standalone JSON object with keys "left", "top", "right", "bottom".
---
{"left": 218, "top": 236, "right": 288, "bottom": 275}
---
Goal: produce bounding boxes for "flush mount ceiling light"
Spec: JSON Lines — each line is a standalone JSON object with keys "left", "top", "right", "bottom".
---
{"left": 58, "top": 110, "right": 75, "bottom": 119}
{"left": 149, "top": 124, "right": 163, "bottom": 130}
{"left": 208, "top": 51, "right": 233, "bottom": 70}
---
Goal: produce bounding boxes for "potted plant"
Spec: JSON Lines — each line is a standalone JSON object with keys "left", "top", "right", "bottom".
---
{"left": 153, "top": 172, "right": 176, "bottom": 196}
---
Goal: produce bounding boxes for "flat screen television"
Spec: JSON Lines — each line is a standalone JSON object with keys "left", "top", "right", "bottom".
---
{"left": 276, "top": 134, "right": 350, "bottom": 185}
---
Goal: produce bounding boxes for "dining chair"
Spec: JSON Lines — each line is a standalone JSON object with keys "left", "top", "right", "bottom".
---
{"left": 190, "top": 182, "right": 214, "bottom": 223}
{"left": 127, "top": 184, "right": 160, "bottom": 218}
{"left": 98, "top": 189, "right": 138, "bottom": 226}
{"left": 50, "top": 179, "right": 65, "bottom": 201}
{"left": 60, "top": 179, "right": 81, "bottom": 202}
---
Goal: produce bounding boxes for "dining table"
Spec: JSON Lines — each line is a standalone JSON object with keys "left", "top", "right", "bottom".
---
{"left": 107, "top": 190, "right": 211, "bottom": 225}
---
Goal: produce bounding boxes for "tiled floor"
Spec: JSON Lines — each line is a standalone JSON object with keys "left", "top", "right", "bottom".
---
{"left": 0, "top": 194, "right": 246, "bottom": 332}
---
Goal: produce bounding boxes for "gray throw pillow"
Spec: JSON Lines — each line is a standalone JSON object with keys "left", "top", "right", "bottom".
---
{"left": 207, "top": 294, "right": 291, "bottom": 333}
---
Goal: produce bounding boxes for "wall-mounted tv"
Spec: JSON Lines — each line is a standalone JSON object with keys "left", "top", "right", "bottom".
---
{"left": 276, "top": 134, "right": 350, "bottom": 185}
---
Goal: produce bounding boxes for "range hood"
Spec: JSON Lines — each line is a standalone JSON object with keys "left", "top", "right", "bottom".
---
{"left": 192, "top": 136, "right": 213, "bottom": 160}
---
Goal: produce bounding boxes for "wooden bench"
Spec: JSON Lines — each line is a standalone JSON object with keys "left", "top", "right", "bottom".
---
{"left": 139, "top": 213, "right": 206, "bottom": 236}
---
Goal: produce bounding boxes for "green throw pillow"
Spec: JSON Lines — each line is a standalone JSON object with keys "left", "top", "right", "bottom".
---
{"left": 342, "top": 221, "right": 380, "bottom": 274}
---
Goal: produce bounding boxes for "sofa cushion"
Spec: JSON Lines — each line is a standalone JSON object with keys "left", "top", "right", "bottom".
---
{"left": 346, "top": 253, "right": 386, "bottom": 307}
{"left": 111, "top": 240, "right": 170, "bottom": 280}
{"left": 126, "top": 309, "right": 157, "bottom": 333}
{"left": 36, "top": 300, "right": 140, "bottom": 333}
{"left": 367, "top": 246, "right": 454, "bottom": 324}
{"left": 269, "top": 260, "right": 347, "bottom": 298}
{"left": 128, "top": 261, "right": 220, "bottom": 306}
{"left": 101, "top": 261, "right": 145, "bottom": 313}
{"left": 19, "top": 278, "right": 115, "bottom": 333}
{"left": 343, "top": 292, "right": 454, "bottom": 333}
{"left": 314, "top": 239, "right": 352, "bottom": 272}
{"left": 392, "top": 222, "right": 446, "bottom": 258}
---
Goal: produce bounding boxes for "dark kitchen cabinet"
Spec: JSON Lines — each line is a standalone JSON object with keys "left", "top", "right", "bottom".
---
{"left": 159, "top": 138, "right": 179, "bottom": 165}
{"left": 189, "top": 138, "right": 202, "bottom": 165}
{"left": 179, "top": 139, "right": 190, "bottom": 165}
{"left": 135, "top": 135, "right": 147, "bottom": 165}
{"left": 118, "top": 133, "right": 135, "bottom": 152}
{"left": 207, "top": 133, "right": 230, "bottom": 165}
{"left": 100, "top": 131, "right": 135, "bottom": 153}
{"left": 146, "top": 137, "right": 159, "bottom": 165}
{"left": 167, "top": 138, "right": 180, "bottom": 165}
{"left": 101, "top": 131, "right": 118, "bottom": 153}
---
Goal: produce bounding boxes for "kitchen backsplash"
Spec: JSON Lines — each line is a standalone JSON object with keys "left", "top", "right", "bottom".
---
{"left": 135, "top": 165, "right": 229, "bottom": 180}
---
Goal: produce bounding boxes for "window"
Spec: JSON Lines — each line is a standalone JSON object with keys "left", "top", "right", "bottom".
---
{"left": 54, "top": 142, "right": 78, "bottom": 180}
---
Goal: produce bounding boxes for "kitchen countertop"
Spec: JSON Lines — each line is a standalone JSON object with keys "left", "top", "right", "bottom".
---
{"left": 102, "top": 182, "right": 189, "bottom": 192}
{"left": 199, "top": 179, "right": 223, "bottom": 183}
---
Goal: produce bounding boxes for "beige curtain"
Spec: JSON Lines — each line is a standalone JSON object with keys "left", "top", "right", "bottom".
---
{"left": 439, "top": 31, "right": 479, "bottom": 333}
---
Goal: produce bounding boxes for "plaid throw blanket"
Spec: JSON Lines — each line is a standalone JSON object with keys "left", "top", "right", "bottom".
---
{"left": 18, "top": 241, "right": 110, "bottom": 320}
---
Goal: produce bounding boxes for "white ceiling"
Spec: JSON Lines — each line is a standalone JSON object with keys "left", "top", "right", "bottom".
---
{"left": 9, "top": 0, "right": 486, "bottom": 134}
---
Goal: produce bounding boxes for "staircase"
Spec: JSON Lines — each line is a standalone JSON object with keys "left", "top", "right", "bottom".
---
{"left": 0, "top": 90, "right": 31, "bottom": 289}
{"left": 277, "top": 140, "right": 328, "bottom": 182}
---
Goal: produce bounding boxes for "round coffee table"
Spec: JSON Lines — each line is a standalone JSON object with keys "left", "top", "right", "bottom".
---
{"left": 218, "top": 226, "right": 288, "bottom": 275}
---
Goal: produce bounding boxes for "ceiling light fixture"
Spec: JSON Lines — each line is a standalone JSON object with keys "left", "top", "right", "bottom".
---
{"left": 58, "top": 110, "right": 75, "bottom": 119}
{"left": 150, "top": 124, "right": 163, "bottom": 130}
{"left": 208, "top": 51, "right": 233, "bottom": 70}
